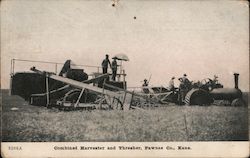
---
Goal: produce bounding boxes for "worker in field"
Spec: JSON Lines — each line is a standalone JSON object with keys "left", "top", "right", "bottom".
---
{"left": 178, "top": 74, "right": 190, "bottom": 105}
{"left": 111, "top": 58, "right": 118, "bottom": 81}
{"left": 142, "top": 79, "right": 149, "bottom": 93}
{"left": 213, "top": 75, "right": 218, "bottom": 84}
{"left": 168, "top": 76, "right": 175, "bottom": 91}
{"left": 182, "top": 74, "right": 190, "bottom": 85}
{"left": 101, "top": 54, "right": 111, "bottom": 74}
{"left": 143, "top": 79, "right": 148, "bottom": 87}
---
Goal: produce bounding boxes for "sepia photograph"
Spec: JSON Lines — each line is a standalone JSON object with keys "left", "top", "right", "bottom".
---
{"left": 1, "top": 0, "right": 249, "bottom": 157}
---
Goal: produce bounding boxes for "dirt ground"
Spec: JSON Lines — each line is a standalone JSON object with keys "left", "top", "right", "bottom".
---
{"left": 1, "top": 90, "right": 249, "bottom": 142}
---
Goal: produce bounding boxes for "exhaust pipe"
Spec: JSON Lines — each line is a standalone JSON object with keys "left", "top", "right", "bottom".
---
{"left": 234, "top": 73, "right": 239, "bottom": 89}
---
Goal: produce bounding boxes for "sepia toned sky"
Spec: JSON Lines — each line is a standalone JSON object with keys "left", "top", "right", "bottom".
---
{"left": 1, "top": 0, "right": 249, "bottom": 91}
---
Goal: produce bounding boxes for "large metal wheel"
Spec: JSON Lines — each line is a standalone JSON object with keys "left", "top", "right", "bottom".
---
{"left": 103, "top": 95, "right": 124, "bottom": 110}
{"left": 112, "top": 97, "right": 124, "bottom": 110}
{"left": 185, "top": 88, "right": 213, "bottom": 105}
{"left": 231, "top": 98, "right": 246, "bottom": 106}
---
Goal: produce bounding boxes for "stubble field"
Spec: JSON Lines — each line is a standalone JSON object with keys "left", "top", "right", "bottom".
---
{"left": 1, "top": 90, "right": 248, "bottom": 142}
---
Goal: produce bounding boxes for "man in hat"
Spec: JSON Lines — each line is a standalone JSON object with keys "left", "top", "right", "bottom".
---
{"left": 142, "top": 79, "right": 149, "bottom": 93}
{"left": 178, "top": 74, "right": 190, "bottom": 104}
{"left": 111, "top": 58, "right": 118, "bottom": 81}
{"left": 142, "top": 79, "right": 148, "bottom": 87}
{"left": 101, "top": 54, "right": 111, "bottom": 74}
{"left": 213, "top": 75, "right": 218, "bottom": 84}
{"left": 181, "top": 74, "right": 191, "bottom": 86}
{"left": 168, "top": 76, "right": 175, "bottom": 91}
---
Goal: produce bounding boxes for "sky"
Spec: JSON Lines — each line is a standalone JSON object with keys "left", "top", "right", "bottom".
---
{"left": 1, "top": 0, "right": 249, "bottom": 91}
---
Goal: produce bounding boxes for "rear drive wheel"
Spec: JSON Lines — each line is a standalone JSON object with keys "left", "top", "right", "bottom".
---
{"left": 231, "top": 98, "right": 246, "bottom": 106}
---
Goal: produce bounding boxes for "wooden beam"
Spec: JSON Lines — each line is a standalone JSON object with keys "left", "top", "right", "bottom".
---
{"left": 48, "top": 74, "right": 119, "bottom": 97}
{"left": 83, "top": 73, "right": 109, "bottom": 84}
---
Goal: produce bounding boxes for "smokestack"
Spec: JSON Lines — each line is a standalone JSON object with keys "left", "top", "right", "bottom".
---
{"left": 234, "top": 73, "right": 239, "bottom": 89}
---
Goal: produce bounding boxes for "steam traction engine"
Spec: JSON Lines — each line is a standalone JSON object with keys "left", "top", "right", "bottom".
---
{"left": 184, "top": 73, "right": 245, "bottom": 106}
{"left": 139, "top": 73, "right": 245, "bottom": 106}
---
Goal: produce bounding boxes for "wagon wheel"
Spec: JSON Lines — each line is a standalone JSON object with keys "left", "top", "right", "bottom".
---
{"left": 104, "top": 95, "right": 124, "bottom": 110}
{"left": 231, "top": 98, "right": 246, "bottom": 107}
{"left": 112, "top": 97, "right": 124, "bottom": 110}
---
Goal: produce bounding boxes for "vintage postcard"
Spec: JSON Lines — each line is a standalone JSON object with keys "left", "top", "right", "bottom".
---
{"left": 1, "top": 0, "right": 249, "bottom": 157}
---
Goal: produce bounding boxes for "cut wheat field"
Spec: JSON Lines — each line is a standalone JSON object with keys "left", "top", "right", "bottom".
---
{"left": 1, "top": 90, "right": 248, "bottom": 142}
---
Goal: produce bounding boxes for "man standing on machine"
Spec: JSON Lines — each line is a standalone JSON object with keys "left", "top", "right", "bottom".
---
{"left": 101, "top": 54, "right": 111, "bottom": 74}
